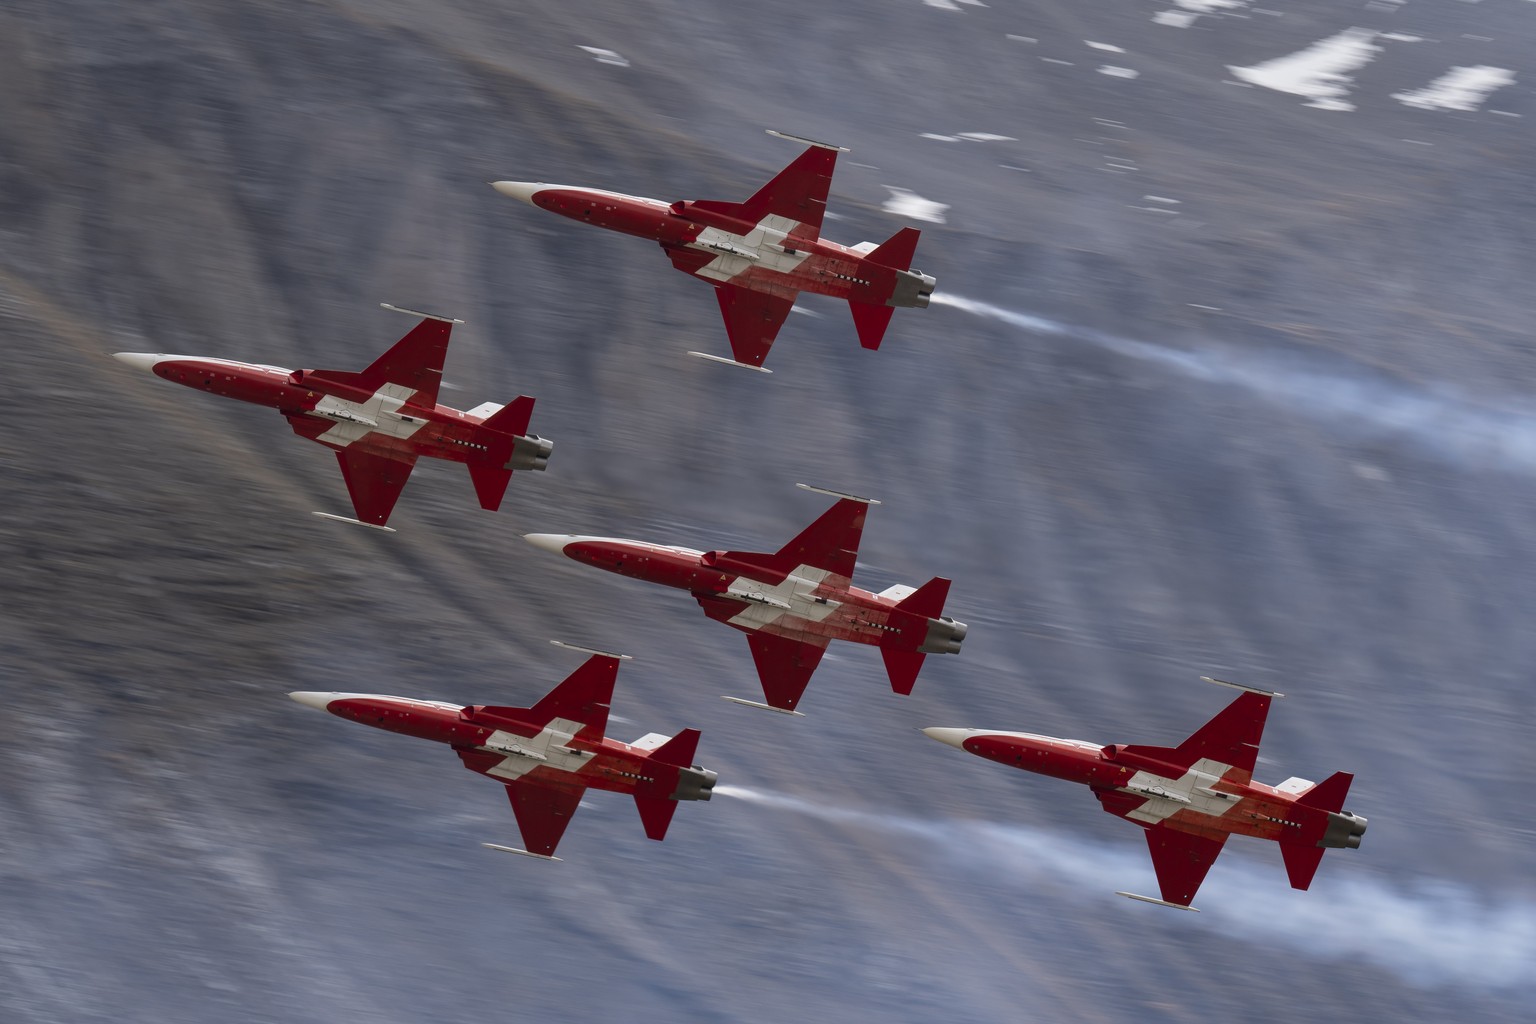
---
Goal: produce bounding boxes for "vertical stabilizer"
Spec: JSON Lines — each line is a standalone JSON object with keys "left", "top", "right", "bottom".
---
{"left": 648, "top": 728, "right": 702, "bottom": 769}
{"left": 1295, "top": 771, "right": 1353, "bottom": 813}
{"left": 1279, "top": 842, "right": 1328, "bottom": 891}
{"left": 881, "top": 647, "right": 927, "bottom": 696}
{"left": 634, "top": 796, "right": 681, "bottom": 841}
{"left": 864, "top": 227, "right": 920, "bottom": 272}
{"left": 850, "top": 301, "right": 897, "bottom": 350}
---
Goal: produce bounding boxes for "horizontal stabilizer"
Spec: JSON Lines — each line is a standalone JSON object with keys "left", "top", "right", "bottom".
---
{"left": 865, "top": 227, "right": 921, "bottom": 272}
{"left": 1279, "top": 841, "right": 1328, "bottom": 891}
{"left": 634, "top": 795, "right": 680, "bottom": 841}
{"left": 1295, "top": 771, "right": 1353, "bottom": 814}
{"left": 894, "top": 576, "right": 951, "bottom": 619}
{"left": 649, "top": 728, "right": 702, "bottom": 769}
{"left": 881, "top": 647, "right": 927, "bottom": 696}
{"left": 850, "top": 301, "right": 897, "bottom": 351}
{"left": 877, "top": 583, "right": 918, "bottom": 603}
{"left": 464, "top": 401, "right": 505, "bottom": 419}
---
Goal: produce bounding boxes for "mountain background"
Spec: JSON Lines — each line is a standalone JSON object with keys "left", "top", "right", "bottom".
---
{"left": 2, "top": 1, "right": 1533, "bottom": 1021}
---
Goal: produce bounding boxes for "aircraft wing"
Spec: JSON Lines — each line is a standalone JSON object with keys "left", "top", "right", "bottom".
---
{"left": 503, "top": 777, "right": 587, "bottom": 858}
{"left": 774, "top": 497, "right": 867, "bottom": 581}
{"left": 1142, "top": 825, "right": 1228, "bottom": 907}
{"left": 713, "top": 284, "right": 796, "bottom": 369}
{"left": 745, "top": 631, "right": 829, "bottom": 712}
{"left": 333, "top": 448, "right": 418, "bottom": 527}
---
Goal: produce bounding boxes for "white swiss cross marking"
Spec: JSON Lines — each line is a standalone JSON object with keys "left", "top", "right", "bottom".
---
{"left": 1122, "top": 758, "right": 1244, "bottom": 825}
{"left": 311, "top": 383, "right": 428, "bottom": 447}
{"left": 691, "top": 214, "right": 813, "bottom": 283}
{"left": 481, "top": 717, "right": 594, "bottom": 781}
{"left": 726, "top": 564, "right": 841, "bottom": 630}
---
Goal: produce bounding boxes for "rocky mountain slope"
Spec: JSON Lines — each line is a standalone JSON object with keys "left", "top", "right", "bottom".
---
{"left": 2, "top": 1, "right": 1532, "bottom": 1021}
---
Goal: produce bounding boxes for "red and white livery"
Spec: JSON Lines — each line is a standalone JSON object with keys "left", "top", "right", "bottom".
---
{"left": 492, "top": 130, "right": 937, "bottom": 371}
{"left": 289, "top": 643, "right": 716, "bottom": 860}
{"left": 524, "top": 484, "right": 967, "bottom": 713}
{"left": 925, "top": 678, "right": 1368, "bottom": 910}
{"left": 115, "top": 304, "right": 553, "bottom": 530}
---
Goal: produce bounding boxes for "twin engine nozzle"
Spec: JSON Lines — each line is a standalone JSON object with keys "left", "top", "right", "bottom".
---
{"left": 919, "top": 616, "right": 968, "bottom": 655}
{"left": 507, "top": 434, "right": 555, "bottom": 472}
{"left": 1319, "top": 810, "right": 1368, "bottom": 850}
{"left": 672, "top": 766, "right": 718, "bottom": 802}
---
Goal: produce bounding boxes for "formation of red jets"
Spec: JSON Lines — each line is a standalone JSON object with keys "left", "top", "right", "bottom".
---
{"left": 117, "top": 132, "right": 1365, "bottom": 908}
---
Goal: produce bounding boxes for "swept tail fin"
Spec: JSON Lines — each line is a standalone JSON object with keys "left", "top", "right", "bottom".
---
{"left": 1295, "top": 771, "right": 1353, "bottom": 813}
{"left": 848, "top": 228, "right": 921, "bottom": 349}
{"left": 879, "top": 577, "right": 957, "bottom": 693}
{"left": 881, "top": 648, "right": 926, "bottom": 696}
{"left": 480, "top": 395, "right": 535, "bottom": 437}
{"left": 648, "top": 728, "right": 701, "bottom": 769}
{"left": 634, "top": 796, "right": 680, "bottom": 841}
{"left": 865, "top": 227, "right": 921, "bottom": 272}
{"left": 467, "top": 463, "right": 514, "bottom": 512}
{"left": 850, "top": 302, "right": 897, "bottom": 350}
{"left": 893, "top": 576, "right": 950, "bottom": 619}
{"left": 466, "top": 396, "right": 549, "bottom": 510}
{"left": 1279, "top": 842, "right": 1328, "bottom": 891}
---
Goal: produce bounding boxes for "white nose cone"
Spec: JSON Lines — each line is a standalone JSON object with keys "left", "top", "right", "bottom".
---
{"left": 114, "top": 352, "right": 166, "bottom": 373}
{"left": 288, "top": 691, "right": 376, "bottom": 712}
{"left": 523, "top": 533, "right": 581, "bottom": 555}
{"left": 922, "top": 727, "right": 975, "bottom": 749}
{"left": 491, "top": 181, "right": 550, "bottom": 204}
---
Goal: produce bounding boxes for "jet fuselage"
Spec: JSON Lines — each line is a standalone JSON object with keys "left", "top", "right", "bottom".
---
{"left": 291, "top": 692, "right": 714, "bottom": 802}
{"left": 529, "top": 534, "right": 964, "bottom": 655}
{"left": 926, "top": 729, "right": 1367, "bottom": 849}
{"left": 120, "top": 354, "right": 540, "bottom": 469}
{"left": 498, "top": 183, "right": 933, "bottom": 309}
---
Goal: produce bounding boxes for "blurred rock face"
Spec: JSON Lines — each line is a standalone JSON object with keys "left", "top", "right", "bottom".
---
{"left": 1, "top": 2, "right": 1532, "bottom": 1023}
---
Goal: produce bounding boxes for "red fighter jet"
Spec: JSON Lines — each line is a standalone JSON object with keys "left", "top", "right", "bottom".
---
{"left": 289, "top": 643, "right": 717, "bottom": 860}
{"left": 115, "top": 304, "right": 553, "bottom": 531}
{"left": 523, "top": 484, "right": 967, "bottom": 714}
{"left": 492, "top": 130, "right": 937, "bottom": 372}
{"left": 925, "top": 678, "right": 1368, "bottom": 910}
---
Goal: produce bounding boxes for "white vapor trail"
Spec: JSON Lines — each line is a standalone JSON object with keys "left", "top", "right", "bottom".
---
{"left": 935, "top": 292, "right": 1536, "bottom": 476}
{"left": 716, "top": 785, "right": 1534, "bottom": 991}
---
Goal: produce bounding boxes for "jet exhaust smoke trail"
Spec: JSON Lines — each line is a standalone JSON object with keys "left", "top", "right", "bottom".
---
{"left": 716, "top": 785, "right": 1534, "bottom": 990}
{"left": 934, "top": 292, "right": 1536, "bottom": 476}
